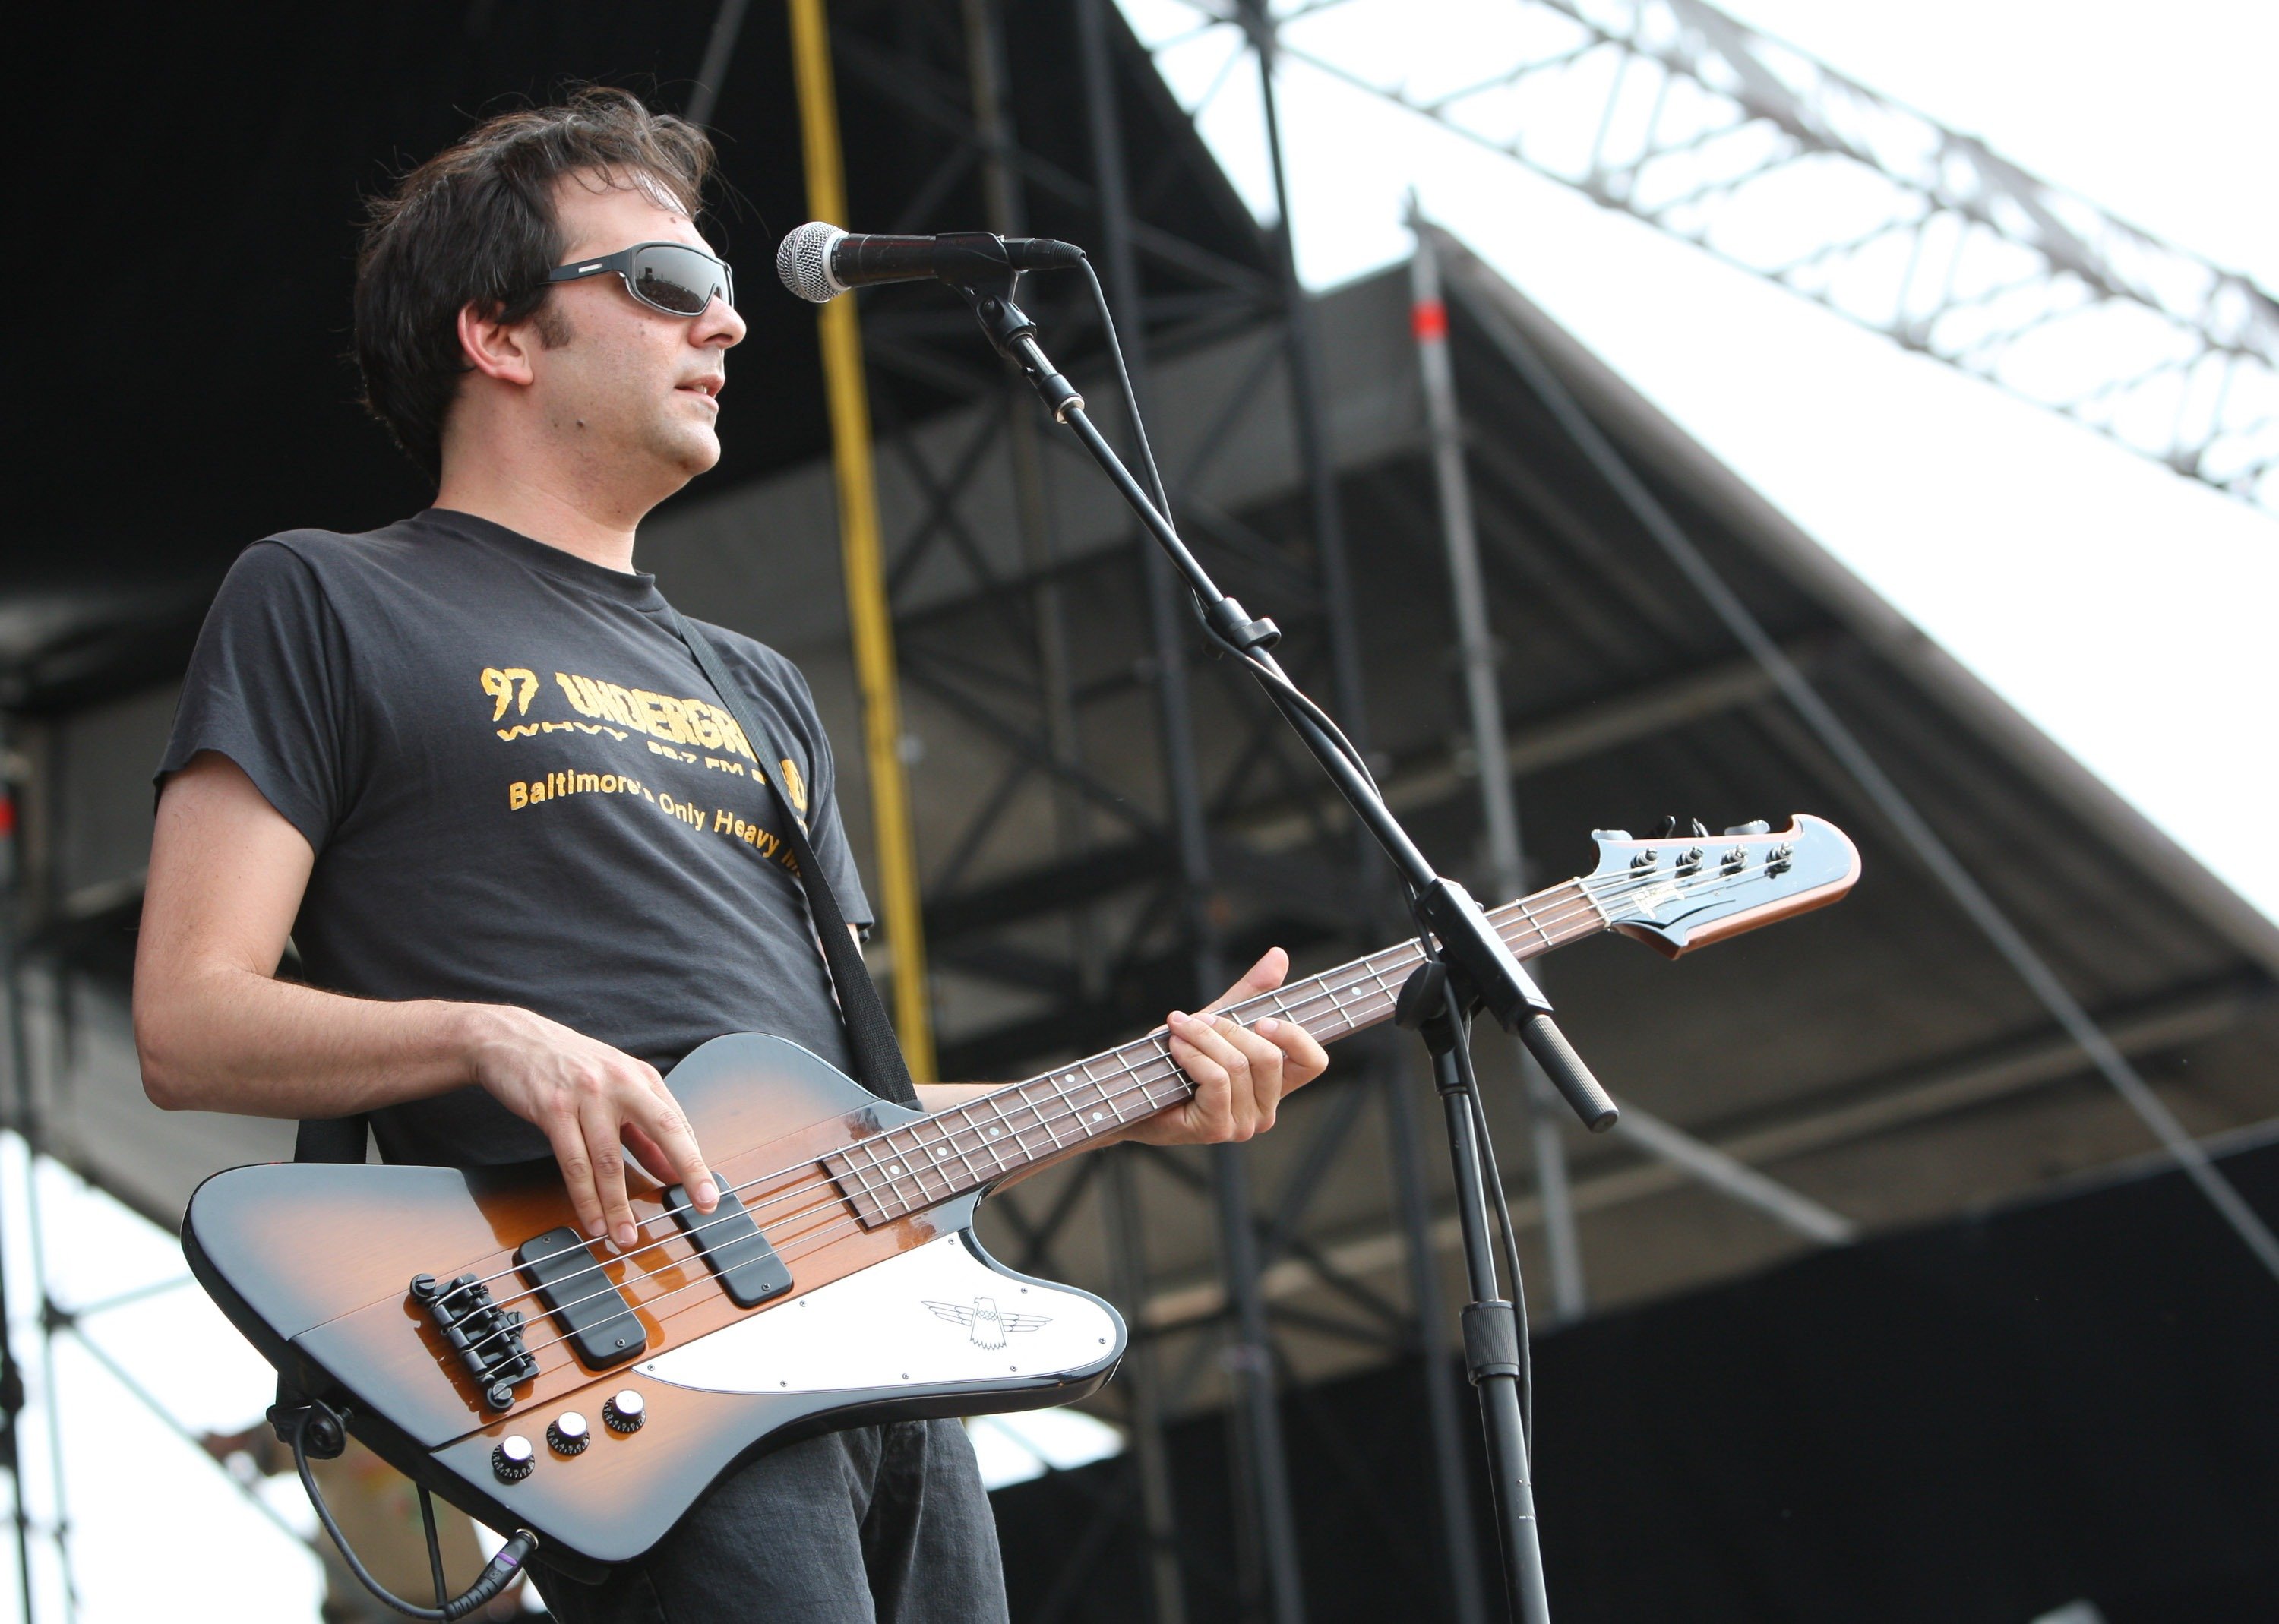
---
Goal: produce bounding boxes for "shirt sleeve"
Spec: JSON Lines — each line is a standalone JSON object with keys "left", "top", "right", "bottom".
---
{"left": 155, "top": 539, "right": 359, "bottom": 854}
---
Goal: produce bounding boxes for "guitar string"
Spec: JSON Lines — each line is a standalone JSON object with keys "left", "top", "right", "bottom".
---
{"left": 432, "top": 855, "right": 1794, "bottom": 1357}
{"left": 443, "top": 899, "right": 1602, "bottom": 1371}
{"left": 476, "top": 1042, "right": 1221, "bottom": 1371}
{"left": 440, "top": 851, "right": 1801, "bottom": 1366}
{"left": 449, "top": 975, "right": 1418, "bottom": 1370}
{"left": 428, "top": 930, "right": 1459, "bottom": 1327}
{"left": 457, "top": 857, "right": 1811, "bottom": 1373}
{"left": 431, "top": 876, "right": 1632, "bottom": 1339}
{"left": 428, "top": 874, "right": 1615, "bottom": 1313}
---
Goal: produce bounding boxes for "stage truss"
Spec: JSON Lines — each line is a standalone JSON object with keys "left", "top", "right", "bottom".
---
{"left": 1127, "top": 0, "right": 2279, "bottom": 513}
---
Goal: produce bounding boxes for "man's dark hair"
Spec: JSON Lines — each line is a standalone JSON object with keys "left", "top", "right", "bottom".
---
{"left": 353, "top": 87, "right": 716, "bottom": 481}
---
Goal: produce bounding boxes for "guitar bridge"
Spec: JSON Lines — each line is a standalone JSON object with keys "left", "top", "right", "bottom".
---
{"left": 411, "top": 1272, "right": 539, "bottom": 1411}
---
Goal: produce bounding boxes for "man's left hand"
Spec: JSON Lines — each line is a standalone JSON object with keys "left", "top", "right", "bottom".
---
{"left": 1125, "top": 948, "right": 1329, "bottom": 1147}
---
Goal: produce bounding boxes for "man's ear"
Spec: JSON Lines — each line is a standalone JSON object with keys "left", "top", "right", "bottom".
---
{"left": 457, "top": 301, "right": 540, "bottom": 387}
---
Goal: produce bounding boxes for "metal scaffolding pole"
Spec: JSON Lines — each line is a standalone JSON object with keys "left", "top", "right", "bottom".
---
{"left": 1232, "top": 14, "right": 1502, "bottom": 1620}
{"left": 1077, "top": 5, "right": 1304, "bottom": 1619}
{"left": 1073, "top": 5, "right": 1206, "bottom": 1618}
{"left": 1103, "top": 1153, "right": 1189, "bottom": 1624}
{"left": 1407, "top": 220, "right": 1588, "bottom": 1325}
{"left": 960, "top": 0, "right": 1101, "bottom": 999}
{"left": 0, "top": 898, "right": 36, "bottom": 1623}
{"left": 1411, "top": 218, "right": 1857, "bottom": 1266}
{"left": 1233, "top": 0, "right": 1366, "bottom": 740}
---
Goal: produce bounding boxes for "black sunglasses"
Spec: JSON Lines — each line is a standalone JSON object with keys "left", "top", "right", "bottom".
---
{"left": 542, "top": 241, "right": 735, "bottom": 317}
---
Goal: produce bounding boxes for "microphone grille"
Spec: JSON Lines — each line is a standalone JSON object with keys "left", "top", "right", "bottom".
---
{"left": 776, "top": 223, "right": 847, "bottom": 303}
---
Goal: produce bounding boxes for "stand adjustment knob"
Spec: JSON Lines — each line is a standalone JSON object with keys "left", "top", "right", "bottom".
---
{"left": 602, "top": 1390, "right": 646, "bottom": 1433}
{"left": 547, "top": 1412, "right": 590, "bottom": 1456}
{"left": 492, "top": 1435, "right": 535, "bottom": 1483}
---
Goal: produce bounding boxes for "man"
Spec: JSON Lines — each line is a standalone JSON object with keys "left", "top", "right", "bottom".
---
{"left": 134, "top": 87, "right": 1326, "bottom": 1622}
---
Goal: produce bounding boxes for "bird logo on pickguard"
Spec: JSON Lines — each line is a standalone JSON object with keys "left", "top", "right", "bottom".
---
{"left": 923, "top": 1296, "right": 1052, "bottom": 1350}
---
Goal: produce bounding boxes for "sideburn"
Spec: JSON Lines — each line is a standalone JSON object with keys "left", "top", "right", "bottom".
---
{"left": 533, "top": 299, "right": 574, "bottom": 349}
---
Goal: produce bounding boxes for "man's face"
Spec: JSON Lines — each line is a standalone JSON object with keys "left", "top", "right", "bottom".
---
{"left": 524, "top": 172, "right": 747, "bottom": 491}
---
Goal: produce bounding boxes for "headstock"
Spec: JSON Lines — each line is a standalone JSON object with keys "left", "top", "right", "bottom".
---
{"left": 1584, "top": 814, "right": 1860, "bottom": 959}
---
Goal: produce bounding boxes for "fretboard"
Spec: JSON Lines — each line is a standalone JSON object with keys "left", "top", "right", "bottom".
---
{"left": 824, "top": 879, "right": 1609, "bottom": 1227}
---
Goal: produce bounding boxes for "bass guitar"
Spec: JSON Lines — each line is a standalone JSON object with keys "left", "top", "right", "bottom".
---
{"left": 185, "top": 814, "right": 1858, "bottom": 1575}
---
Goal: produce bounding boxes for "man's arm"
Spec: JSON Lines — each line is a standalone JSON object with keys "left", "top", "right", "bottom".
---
{"left": 134, "top": 751, "right": 719, "bottom": 1250}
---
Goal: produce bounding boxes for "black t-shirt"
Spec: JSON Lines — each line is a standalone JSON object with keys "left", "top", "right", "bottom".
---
{"left": 157, "top": 508, "right": 871, "bottom": 1168}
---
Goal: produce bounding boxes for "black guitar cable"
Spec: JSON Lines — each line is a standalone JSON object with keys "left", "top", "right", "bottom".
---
{"left": 289, "top": 1402, "right": 539, "bottom": 1620}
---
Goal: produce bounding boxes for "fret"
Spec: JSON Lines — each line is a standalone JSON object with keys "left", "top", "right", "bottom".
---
{"left": 1140, "top": 1047, "right": 1185, "bottom": 1108}
{"left": 977, "top": 1102, "right": 1015, "bottom": 1173}
{"left": 1127, "top": 1063, "right": 1171, "bottom": 1117}
{"left": 851, "top": 1139, "right": 891, "bottom": 1201}
{"left": 931, "top": 1114, "right": 983, "bottom": 1190}
{"left": 1071, "top": 1066, "right": 1121, "bottom": 1133}
{"left": 1277, "top": 981, "right": 1345, "bottom": 1042}
{"left": 1044, "top": 1071, "right": 1088, "bottom": 1143}
{"left": 880, "top": 1134, "right": 934, "bottom": 1212}
{"left": 1083, "top": 1062, "right": 1130, "bottom": 1126}
{"left": 1027, "top": 1082, "right": 1068, "bottom": 1150}
{"left": 882, "top": 1137, "right": 926, "bottom": 1208}
{"left": 953, "top": 1106, "right": 990, "bottom": 1177}
{"left": 1102, "top": 1052, "right": 1143, "bottom": 1114}
{"left": 921, "top": 1122, "right": 959, "bottom": 1201}
{"left": 1501, "top": 895, "right": 1557, "bottom": 953}
{"left": 1008, "top": 1088, "right": 1052, "bottom": 1158}
{"left": 874, "top": 1141, "right": 911, "bottom": 1205}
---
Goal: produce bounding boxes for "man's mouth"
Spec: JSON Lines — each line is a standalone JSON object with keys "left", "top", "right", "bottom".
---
{"left": 677, "top": 376, "right": 724, "bottom": 404}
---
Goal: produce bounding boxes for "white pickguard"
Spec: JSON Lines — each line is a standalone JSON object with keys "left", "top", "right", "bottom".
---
{"left": 636, "top": 1232, "right": 1121, "bottom": 1395}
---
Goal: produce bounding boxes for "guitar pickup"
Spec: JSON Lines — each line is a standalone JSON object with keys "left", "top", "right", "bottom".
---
{"left": 516, "top": 1227, "right": 646, "bottom": 1370}
{"left": 663, "top": 1185, "right": 794, "bottom": 1310}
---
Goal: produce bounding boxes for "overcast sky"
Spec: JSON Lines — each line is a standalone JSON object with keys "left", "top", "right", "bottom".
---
{"left": 10, "top": 5, "right": 2278, "bottom": 1619}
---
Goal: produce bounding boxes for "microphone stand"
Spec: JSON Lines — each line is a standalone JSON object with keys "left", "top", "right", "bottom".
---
{"left": 924, "top": 239, "right": 1619, "bottom": 1623}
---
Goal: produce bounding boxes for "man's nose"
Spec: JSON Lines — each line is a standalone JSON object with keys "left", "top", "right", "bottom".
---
{"left": 697, "top": 295, "right": 746, "bottom": 349}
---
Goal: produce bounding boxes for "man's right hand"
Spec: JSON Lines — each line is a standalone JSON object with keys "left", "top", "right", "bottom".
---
{"left": 461, "top": 1006, "right": 718, "bottom": 1251}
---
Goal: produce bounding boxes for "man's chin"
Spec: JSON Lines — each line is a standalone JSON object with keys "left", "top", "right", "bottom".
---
{"left": 653, "top": 426, "right": 723, "bottom": 479}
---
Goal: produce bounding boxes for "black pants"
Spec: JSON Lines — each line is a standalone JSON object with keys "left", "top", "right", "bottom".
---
{"left": 532, "top": 1420, "right": 1009, "bottom": 1623}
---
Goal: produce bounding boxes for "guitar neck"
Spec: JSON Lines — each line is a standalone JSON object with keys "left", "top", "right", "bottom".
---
{"left": 827, "top": 880, "right": 1608, "bottom": 1225}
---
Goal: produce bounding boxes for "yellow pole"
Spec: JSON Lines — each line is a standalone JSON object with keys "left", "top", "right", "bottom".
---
{"left": 787, "top": 0, "right": 935, "bottom": 1082}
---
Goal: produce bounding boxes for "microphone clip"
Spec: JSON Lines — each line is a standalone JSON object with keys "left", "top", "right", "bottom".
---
{"left": 927, "top": 233, "right": 1035, "bottom": 352}
{"left": 932, "top": 238, "right": 1087, "bottom": 422}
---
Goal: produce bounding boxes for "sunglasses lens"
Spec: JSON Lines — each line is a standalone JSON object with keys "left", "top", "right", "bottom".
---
{"left": 630, "top": 245, "right": 729, "bottom": 314}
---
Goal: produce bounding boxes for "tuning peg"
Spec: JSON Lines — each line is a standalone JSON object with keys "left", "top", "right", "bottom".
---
{"left": 1689, "top": 819, "right": 1709, "bottom": 838}
{"left": 1723, "top": 820, "right": 1771, "bottom": 836}
{"left": 1653, "top": 815, "right": 1679, "bottom": 838}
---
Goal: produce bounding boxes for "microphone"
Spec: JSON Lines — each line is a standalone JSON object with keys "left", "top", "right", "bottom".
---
{"left": 776, "top": 223, "right": 1083, "bottom": 303}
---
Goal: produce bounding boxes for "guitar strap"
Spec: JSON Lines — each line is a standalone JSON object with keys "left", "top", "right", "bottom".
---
{"left": 665, "top": 605, "right": 921, "bottom": 1109}
{"left": 293, "top": 1114, "right": 368, "bottom": 1164}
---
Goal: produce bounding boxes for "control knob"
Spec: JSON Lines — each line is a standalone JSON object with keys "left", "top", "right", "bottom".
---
{"left": 602, "top": 1389, "right": 647, "bottom": 1434}
{"left": 492, "top": 1435, "right": 535, "bottom": 1483}
{"left": 547, "top": 1411, "right": 590, "bottom": 1456}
